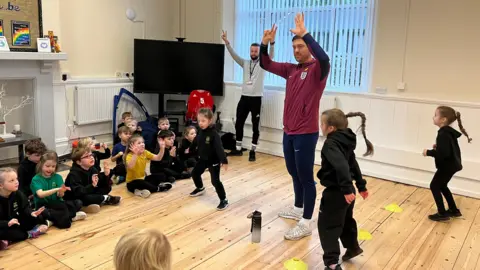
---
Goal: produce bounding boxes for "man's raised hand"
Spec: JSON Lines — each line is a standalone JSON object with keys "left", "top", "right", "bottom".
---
{"left": 221, "top": 30, "right": 230, "bottom": 45}
{"left": 290, "top": 12, "right": 307, "bottom": 37}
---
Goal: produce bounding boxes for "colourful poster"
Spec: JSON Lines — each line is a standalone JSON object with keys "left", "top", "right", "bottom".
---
{"left": 0, "top": 20, "right": 3, "bottom": 36}
{"left": 11, "top": 21, "right": 30, "bottom": 46}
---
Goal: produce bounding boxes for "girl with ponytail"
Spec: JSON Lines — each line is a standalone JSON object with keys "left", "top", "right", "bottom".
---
{"left": 316, "top": 108, "right": 373, "bottom": 270}
{"left": 422, "top": 106, "right": 472, "bottom": 222}
{"left": 317, "top": 109, "right": 373, "bottom": 269}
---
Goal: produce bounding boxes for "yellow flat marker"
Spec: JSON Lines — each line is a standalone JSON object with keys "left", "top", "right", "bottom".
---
{"left": 358, "top": 229, "right": 373, "bottom": 240}
{"left": 385, "top": 203, "right": 403, "bottom": 213}
{"left": 284, "top": 258, "right": 308, "bottom": 270}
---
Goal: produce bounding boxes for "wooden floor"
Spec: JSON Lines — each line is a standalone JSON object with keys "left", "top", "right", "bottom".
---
{"left": 1, "top": 153, "right": 480, "bottom": 270}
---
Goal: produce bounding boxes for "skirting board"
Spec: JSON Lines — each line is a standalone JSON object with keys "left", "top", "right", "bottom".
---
{"left": 220, "top": 120, "right": 480, "bottom": 199}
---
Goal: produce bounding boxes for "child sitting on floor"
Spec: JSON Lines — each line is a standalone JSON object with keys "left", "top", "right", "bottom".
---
{"left": 0, "top": 168, "right": 49, "bottom": 250}
{"left": 151, "top": 130, "right": 190, "bottom": 181}
{"left": 114, "top": 228, "right": 172, "bottom": 270}
{"left": 115, "top": 112, "right": 133, "bottom": 145}
{"left": 31, "top": 151, "right": 86, "bottom": 229}
{"left": 178, "top": 126, "right": 198, "bottom": 172}
{"left": 77, "top": 137, "right": 111, "bottom": 173}
{"left": 126, "top": 119, "right": 142, "bottom": 137}
{"left": 18, "top": 139, "right": 47, "bottom": 203}
{"left": 111, "top": 126, "right": 132, "bottom": 184}
{"left": 65, "top": 147, "right": 121, "bottom": 213}
{"left": 124, "top": 135, "right": 173, "bottom": 198}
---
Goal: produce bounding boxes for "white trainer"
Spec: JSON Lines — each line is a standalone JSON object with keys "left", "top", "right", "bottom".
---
{"left": 284, "top": 223, "right": 312, "bottom": 240}
{"left": 134, "top": 189, "right": 151, "bottom": 198}
{"left": 278, "top": 207, "right": 302, "bottom": 221}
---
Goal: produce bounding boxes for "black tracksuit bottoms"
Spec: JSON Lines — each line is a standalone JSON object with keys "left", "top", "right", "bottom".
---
{"left": 40, "top": 200, "right": 83, "bottom": 229}
{"left": 318, "top": 188, "right": 360, "bottom": 266}
{"left": 191, "top": 160, "right": 226, "bottom": 201}
{"left": 430, "top": 169, "right": 458, "bottom": 214}
{"left": 126, "top": 174, "right": 167, "bottom": 193}
{"left": 0, "top": 214, "right": 47, "bottom": 242}
{"left": 235, "top": 95, "right": 262, "bottom": 145}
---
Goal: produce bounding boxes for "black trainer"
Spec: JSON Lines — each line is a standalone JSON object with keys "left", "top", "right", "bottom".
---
{"left": 179, "top": 171, "right": 191, "bottom": 179}
{"left": 217, "top": 199, "right": 229, "bottom": 211}
{"left": 227, "top": 149, "right": 243, "bottom": 156}
{"left": 428, "top": 213, "right": 450, "bottom": 221}
{"left": 446, "top": 209, "right": 462, "bottom": 217}
{"left": 189, "top": 187, "right": 206, "bottom": 197}
{"left": 167, "top": 176, "right": 176, "bottom": 183}
{"left": 158, "top": 182, "right": 173, "bottom": 192}
{"left": 249, "top": 150, "right": 256, "bottom": 162}
{"left": 342, "top": 247, "right": 363, "bottom": 261}
{"left": 104, "top": 195, "right": 122, "bottom": 205}
{"left": 324, "top": 265, "right": 342, "bottom": 270}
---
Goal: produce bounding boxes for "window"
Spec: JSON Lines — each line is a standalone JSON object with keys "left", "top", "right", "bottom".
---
{"left": 234, "top": 0, "right": 375, "bottom": 92}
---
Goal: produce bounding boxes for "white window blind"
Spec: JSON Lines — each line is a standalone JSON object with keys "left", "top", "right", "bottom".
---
{"left": 234, "top": 0, "right": 375, "bottom": 92}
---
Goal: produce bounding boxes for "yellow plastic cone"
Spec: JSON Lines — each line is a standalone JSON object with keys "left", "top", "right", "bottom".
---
{"left": 358, "top": 229, "right": 372, "bottom": 240}
{"left": 385, "top": 203, "right": 403, "bottom": 213}
{"left": 284, "top": 258, "right": 308, "bottom": 270}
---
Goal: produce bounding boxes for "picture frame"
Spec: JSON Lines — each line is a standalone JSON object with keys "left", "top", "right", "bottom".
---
{"left": 0, "top": 0, "right": 43, "bottom": 52}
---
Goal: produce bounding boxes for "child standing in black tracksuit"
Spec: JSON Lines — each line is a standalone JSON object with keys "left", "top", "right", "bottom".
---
{"left": 423, "top": 106, "right": 472, "bottom": 221}
{"left": 189, "top": 108, "right": 229, "bottom": 211}
{"left": 317, "top": 109, "right": 373, "bottom": 270}
{"left": 150, "top": 130, "right": 190, "bottom": 181}
{"left": 179, "top": 126, "right": 198, "bottom": 172}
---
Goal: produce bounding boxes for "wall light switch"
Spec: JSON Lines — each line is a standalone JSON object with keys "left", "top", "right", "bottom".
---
{"left": 397, "top": 82, "right": 406, "bottom": 91}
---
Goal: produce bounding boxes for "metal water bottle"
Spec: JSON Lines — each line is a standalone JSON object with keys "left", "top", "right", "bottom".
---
{"left": 251, "top": 210, "right": 262, "bottom": 243}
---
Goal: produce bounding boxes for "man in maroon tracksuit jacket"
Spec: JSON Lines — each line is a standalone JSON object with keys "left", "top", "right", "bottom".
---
{"left": 260, "top": 13, "right": 330, "bottom": 241}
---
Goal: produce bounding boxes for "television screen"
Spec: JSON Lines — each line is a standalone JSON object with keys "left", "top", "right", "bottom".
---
{"left": 133, "top": 39, "right": 225, "bottom": 96}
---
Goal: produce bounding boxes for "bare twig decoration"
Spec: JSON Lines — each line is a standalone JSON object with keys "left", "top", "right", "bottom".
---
{"left": 0, "top": 83, "right": 34, "bottom": 135}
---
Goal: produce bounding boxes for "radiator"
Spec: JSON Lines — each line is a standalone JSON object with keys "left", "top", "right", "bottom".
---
{"left": 73, "top": 83, "right": 133, "bottom": 125}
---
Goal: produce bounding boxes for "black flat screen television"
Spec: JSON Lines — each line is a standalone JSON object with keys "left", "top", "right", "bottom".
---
{"left": 133, "top": 39, "right": 225, "bottom": 96}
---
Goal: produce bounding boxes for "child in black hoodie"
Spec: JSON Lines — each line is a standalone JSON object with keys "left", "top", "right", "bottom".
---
{"left": 422, "top": 106, "right": 472, "bottom": 222}
{"left": 65, "top": 147, "right": 121, "bottom": 213}
{"left": 0, "top": 168, "right": 49, "bottom": 249}
{"left": 317, "top": 109, "right": 373, "bottom": 270}
{"left": 179, "top": 126, "right": 198, "bottom": 172}
{"left": 189, "top": 108, "right": 229, "bottom": 211}
{"left": 150, "top": 130, "right": 190, "bottom": 182}
{"left": 78, "top": 137, "right": 111, "bottom": 173}
{"left": 17, "top": 139, "right": 46, "bottom": 199}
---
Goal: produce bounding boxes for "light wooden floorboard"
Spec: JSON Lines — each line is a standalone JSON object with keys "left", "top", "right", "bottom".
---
{"left": 0, "top": 153, "right": 479, "bottom": 270}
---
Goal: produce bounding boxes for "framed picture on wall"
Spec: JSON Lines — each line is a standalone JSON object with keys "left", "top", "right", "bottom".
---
{"left": 0, "top": 0, "right": 43, "bottom": 52}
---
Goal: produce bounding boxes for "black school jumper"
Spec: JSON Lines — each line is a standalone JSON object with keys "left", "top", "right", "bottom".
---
{"left": 426, "top": 126, "right": 463, "bottom": 214}
{"left": 316, "top": 129, "right": 367, "bottom": 267}
{"left": 179, "top": 138, "right": 198, "bottom": 168}
{"left": 64, "top": 163, "right": 112, "bottom": 206}
{"left": 192, "top": 126, "right": 228, "bottom": 200}
{"left": 0, "top": 191, "right": 47, "bottom": 242}
{"left": 150, "top": 145, "right": 188, "bottom": 180}
{"left": 17, "top": 158, "right": 37, "bottom": 197}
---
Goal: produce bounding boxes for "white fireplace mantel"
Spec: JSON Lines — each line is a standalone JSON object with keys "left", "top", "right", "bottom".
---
{"left": 0, "top": 52, "right": 68, "bottom": 150}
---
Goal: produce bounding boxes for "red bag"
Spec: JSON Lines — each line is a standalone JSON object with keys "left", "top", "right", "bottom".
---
{"left": 186, "top": 90, "right": 214, "bottom": 122}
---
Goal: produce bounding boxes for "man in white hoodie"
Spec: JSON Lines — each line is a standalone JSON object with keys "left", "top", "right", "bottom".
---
{"left": 221, "top": 28, "right": 276, "bottom": 162}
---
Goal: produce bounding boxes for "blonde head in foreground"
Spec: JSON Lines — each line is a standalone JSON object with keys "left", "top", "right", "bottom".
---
{"left": 114, "top": 228, "right": 172, "bottom": 270}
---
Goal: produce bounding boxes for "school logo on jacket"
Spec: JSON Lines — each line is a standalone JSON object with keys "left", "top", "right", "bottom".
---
{"left": 13, "top": 202, "right": 18, "bottom": 213}
{"left": 300, "top": 68, "right": 308, "bottom": 80}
